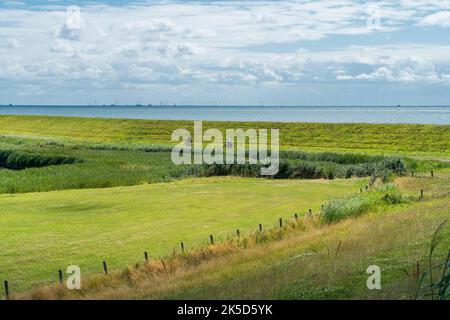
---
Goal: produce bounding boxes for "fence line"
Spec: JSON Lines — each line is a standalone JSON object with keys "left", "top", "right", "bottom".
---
{"left": 2, "top": 208, "right": 319, "bottom": 300}
{"left": 2, "top": 186, "right": 430, "bottom": 299}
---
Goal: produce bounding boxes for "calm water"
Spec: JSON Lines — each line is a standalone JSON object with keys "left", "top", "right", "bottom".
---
{"left": 0, "top": 105, "right": 449, "bottom": 124}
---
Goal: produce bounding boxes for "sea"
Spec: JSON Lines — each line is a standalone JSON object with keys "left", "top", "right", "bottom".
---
{"left": 0, "top": 105, "right": 449, "bottom": 124}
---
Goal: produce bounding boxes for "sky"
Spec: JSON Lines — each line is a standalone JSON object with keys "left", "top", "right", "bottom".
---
{"left": 0, "top": 0, "right": 450, "bottom": 106}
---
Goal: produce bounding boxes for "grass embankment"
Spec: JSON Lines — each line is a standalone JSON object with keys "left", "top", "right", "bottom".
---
{"left": 0, "top": 115, "right": 449, "bottom": 157}
{"left": 0, "top": 177, "right": 362, "bottom": 292}
{"left": 18, "top": 195, "right": 450, "bottom": 300}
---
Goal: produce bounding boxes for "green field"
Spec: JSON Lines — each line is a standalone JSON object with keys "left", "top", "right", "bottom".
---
{"left": 0, "top": 115, "right": 448, "bottom": 300}
{"left": 1, "top": 115, "right": 449, "bottom": 157}
{"left": 38, "top": 198, "right": 447, "bottom": 300}
{"left": 16, "top": 179, "right": 450, "bottom": 300}
{"left": 0, "top": 177, "right": 362, "bottom": 291}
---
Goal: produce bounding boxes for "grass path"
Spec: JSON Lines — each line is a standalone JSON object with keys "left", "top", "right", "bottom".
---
{"left": 0, "top": 177, "right": 362, "bottom": 292}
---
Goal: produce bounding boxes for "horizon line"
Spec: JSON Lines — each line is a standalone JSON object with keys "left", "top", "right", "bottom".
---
{"left": 1, "top": 104, "right": 450, "bottom": 108}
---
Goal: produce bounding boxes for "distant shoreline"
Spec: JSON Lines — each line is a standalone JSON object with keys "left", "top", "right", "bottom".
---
{"left": 1, "top": 105, "right": 450, "bottom": 108}
{"left": 0, "top": 105, "right": 449, "bottom": 125}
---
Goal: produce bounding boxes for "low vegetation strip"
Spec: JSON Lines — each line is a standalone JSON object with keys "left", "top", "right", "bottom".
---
{"left": 1, "top": 133, "right": 435, "bottom": 194}
{"left": 0, "top": 115, "right": 448, "bottom": 157}
{"left": 197, "top": 155, "right": 406, "bottom": 180}
{"left": 0, "top": 149, "right": 80, "bottom": 170}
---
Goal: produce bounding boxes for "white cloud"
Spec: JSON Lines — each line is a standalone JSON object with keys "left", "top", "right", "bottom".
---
{"left": 1, "top": 0, "right": 450, "bottom": 103}
{"left": 158, "top": 42, "right": 203, "bottom": 58}
{"left": 418, "top": 11, "right": 450, "bottom": 27}
{"left": 124, "top": 18, "right": 175, "bottom": 33}
{"left": 59, "top": 23, "right": 83, "bottom": 41}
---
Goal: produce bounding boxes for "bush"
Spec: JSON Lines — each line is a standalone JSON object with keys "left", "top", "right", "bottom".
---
{"left": 378, "top": 184, "right": 403, "bottom": 204}
{"left": 320, "top": 184, "right": 405, "bottom": 224}
{"left": 320, "top": 195, "right": 374, "bottom": 224}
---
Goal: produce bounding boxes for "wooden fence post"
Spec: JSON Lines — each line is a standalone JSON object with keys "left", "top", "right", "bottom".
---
{"left": 294, "top": 213, "right": 298, "bottom": 220}
{"left": 144, "top": 251, "right": 149, "bottom": 262}
{"left": 58, "top": 270, "right": 63, "bottom": 285}
{"left": 4, "top": 280, "right": 10, "bottom": 300}
{"left": 259, "top": 224, "right": 263, "bottom": 232}
{"left": 236, "top": 229, "right": 240, "bottom": 237}
{"left": 431, "top": 170, "right": 434, "bottom": 178}
{"left": 181, "top": 242, "right": 185, "bottom": 253}
{"left": 210, "top": 235, "right": 214, "bottom": 245}
{"left": 102, "top": 261, "right": 108, "bottom": 275}
{"left": 420, "top": 189, "right": 424, "bottom": 199}
{"left": 279, "top": 218, "right": 283, "bottom": 228}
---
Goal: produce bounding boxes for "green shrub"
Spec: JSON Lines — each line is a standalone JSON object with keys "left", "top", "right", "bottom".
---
{"left": 320, "top": 184, "right": 405, "bottom": 224}
{"left": 378, "top": 184, "right": 403, "bottom": 204}
{"left": 320, "top": 195, "right": 375, "bottom": 224}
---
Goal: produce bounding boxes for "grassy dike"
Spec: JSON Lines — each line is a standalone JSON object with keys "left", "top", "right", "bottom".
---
{"left": 0, "top": 115, "right": 449, "bottom": 157}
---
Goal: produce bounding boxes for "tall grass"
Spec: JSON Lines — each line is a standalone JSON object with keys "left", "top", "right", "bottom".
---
{"left": 416, "top": 220, "right": 450, "bottom": 300}
{"left": 0, "top": 149, "right": 80, "bottom": 170}
{"left": 196, "top": 155, "right": 406, "bottom": 180}
{"left": 280, "top": 150, "right": 387, "bottom": 164}
{"left": 320, "top": 184, "right": 405, "bottom": 224}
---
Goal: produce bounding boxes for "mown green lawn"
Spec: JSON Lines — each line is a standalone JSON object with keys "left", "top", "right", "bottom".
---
{"left": 0, "top": 115, "right": 449, "bottom": 157}
{"left": 0, "top": 177, "right": 363, "bottom": 292}
{"left": 17, "top": 190, "right": 450, "bottom": 300}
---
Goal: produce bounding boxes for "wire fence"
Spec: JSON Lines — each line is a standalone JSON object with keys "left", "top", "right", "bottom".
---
{"left": 1, "top": 207, "right": 320, "bottom": 300}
